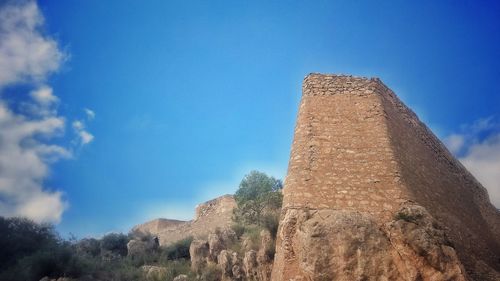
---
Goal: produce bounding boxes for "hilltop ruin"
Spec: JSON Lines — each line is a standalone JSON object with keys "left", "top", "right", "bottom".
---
{"left": 272, "top": 74, "right": 500, "bottom": 281}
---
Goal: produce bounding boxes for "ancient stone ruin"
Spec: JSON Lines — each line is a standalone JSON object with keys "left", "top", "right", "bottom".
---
{"left": 271, "top": 74, "right": 500, "bottom": 281}
{"left": 132, "top": 195, "right": 236, "bottom": 246}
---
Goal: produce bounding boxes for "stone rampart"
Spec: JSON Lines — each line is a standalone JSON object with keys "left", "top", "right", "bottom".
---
{"left": 272, "top": 74, "right": 500, "bottom": 280}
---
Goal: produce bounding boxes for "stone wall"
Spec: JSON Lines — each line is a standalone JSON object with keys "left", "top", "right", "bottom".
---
{"left": 376, "top": 80, "right": 500, "bottom": 271}
{"left": 272, "top": 74, "right": 500, "bottom": 280}
{"left": 132, "top": 195, "right": 236, "bottom": 246}
{"left": 283, "top": 74, "right": 407, "bottom": 218}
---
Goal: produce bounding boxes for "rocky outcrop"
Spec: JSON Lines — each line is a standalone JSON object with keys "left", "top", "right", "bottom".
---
{"left": 272, "top": 202, "right": 469, "bottom": 281}
{"left": 132, "top": 195, "right": 237, "bottom": 246}
{"left": 208, "top": 228, "right": 237, "bottom": 262}
{"left": 189, "top": 239, "right": 210, "bottom": 274}
{"left": 190, "top": 228, "right": 274, "bottom": 281}
{"left": 127, "top": 236, "right": 159, "bottom": 258}
{"left": 243, "top": 250, "right": 259, "bottom": 280}
{"left": 218, "top": 250, "right": 243, "bottom": 281}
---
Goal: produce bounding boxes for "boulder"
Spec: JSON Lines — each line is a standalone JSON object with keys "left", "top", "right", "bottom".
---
{"left": 173, "top": 274, "right": 189, "bottom": 281}
{"left": 127, "top": 236, "right": 159, "bottom": 258}
{"left": 190, "top": 239, "right": 209, "bottom": 273}
{"left": 208, "top": 228, "right": 237, "bottom": 262}
{"left": 243, "top": 250, "right": 259, "bottom": 280}
{"left": 141, "top": 265, "right": 167, "bottom": 280}
{"left": 217, "top": 250, "right": 243, "bottom": 281}
{"left": 257, "top": 229, "right": 273, "bottom": 264}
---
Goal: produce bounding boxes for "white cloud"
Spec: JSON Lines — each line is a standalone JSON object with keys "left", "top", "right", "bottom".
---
{"left": 0, "top": 102, "right": 70, "bottom": 223}
{"left": 444, "top": 134, "right": 465, "bottom": 154}
{"left": 459, "top": 133, "right": 500, "bottom": 208}
{"left": 0, "top": 1, "right": 87, "bottom": 224}
{"left": 444, "top": 117, "right": 498, "bottom": 155}
{"left": 72, "top": 120, "right": 83, "bottom": 130}
{"left": 84, "top": 108, "right": 95, "bottom": 120}
{"left": 72, "top": 118, "right": 94, "bottom": 145}
{"left": 31, "top": 85, "right": 58, "bottom": 105}
{"left": 444, "top": 117, "right": 500, "bottom": 208}
{"left": 0, "top": 1, "right": 65, "bottom": 87}
{"left": 78, "top": 130, "right": 94, "bottom": 144}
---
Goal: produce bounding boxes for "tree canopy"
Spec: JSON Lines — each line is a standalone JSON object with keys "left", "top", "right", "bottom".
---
{"left": 233, "top": 171, "right": 283, "bottom": 227}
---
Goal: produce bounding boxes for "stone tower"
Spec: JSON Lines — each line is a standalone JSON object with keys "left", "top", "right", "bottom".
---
{"left": 272, "top": 74, "right": 500, "bottom": 280}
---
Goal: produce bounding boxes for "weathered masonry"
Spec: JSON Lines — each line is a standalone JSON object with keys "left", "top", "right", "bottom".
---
{"left": 272, "top": 74, "right": 500, "bottom": 280}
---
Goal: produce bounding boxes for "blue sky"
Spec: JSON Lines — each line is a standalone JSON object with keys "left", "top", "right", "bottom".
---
{"left": 0, "top": 0, "right": 499, "bottom": 238}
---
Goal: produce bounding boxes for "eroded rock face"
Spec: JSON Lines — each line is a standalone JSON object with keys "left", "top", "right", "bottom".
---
{"left": 256, "top": 230, "right": 273, "bottom": 281}
{"left": 189, "top": 239, "right": 210, "bottom": 274}
{"left": 190, "top": 227, "right": 274, "bottom": 281}
{"left": 218, "top": 250, "right": 243, "bottom": 281}
{"left": 272, "top": 203, "right": 470, "bottom": 281}
{"left": 243, "top": 250, "right": 259, "bottom": 280}
{"left": 208, "top": 228, "right": 237, "bottom": 262}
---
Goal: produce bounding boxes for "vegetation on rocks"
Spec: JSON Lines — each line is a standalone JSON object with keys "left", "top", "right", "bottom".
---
{"left": 0, "top": 170, "right": 282, "bottom": 281}
{"left": 190, "top": 171, "right": 283, "bottom": 280}
{"left": 233, "top": 170, "right": 282, "bottom": 235}
{"left": 0, "top": 216, "right": 193, "bottom": 281}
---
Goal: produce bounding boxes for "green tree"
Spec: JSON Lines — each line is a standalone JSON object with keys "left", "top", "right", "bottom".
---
{"left": 0, "top": 217, "right": 86, "bottom": 281}
{"left": 0, "top": 217, "right": 59, "bottom": 271}
{"left": 233, "top": 171, "right": 283, "bottom": 227}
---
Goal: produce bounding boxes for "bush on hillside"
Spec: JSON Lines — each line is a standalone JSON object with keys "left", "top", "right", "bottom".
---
{"left": 161, "top": 236, "right": 193, "bottom": 261}
{"left": 0, "top": 217, "right": 87, "bottom": 281}
{"left": 233, "top": 170, "right": 283, "bottom": 236}
{"left": 100, "top": 233, "right": 129, "bottom": 257}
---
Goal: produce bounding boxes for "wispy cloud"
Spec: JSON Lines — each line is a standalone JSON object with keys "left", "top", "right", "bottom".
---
{"left": 84, "top": 108, "right": 95, "bottom": 120}
{"left": 0, "top": 1, "right": 92, "bottom": 223}
{"left": 444, "top": 117, "right": 498, "bottom": 155}
{"left": 72, "top": 114, "right": 95, "bottom": 145}
{"left": 444, "top": 117, "right": 500, "bottom": 208}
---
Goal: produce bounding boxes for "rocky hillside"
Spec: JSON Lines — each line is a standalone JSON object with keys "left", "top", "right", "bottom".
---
{"left": 189, "top": 227, "right": 274, "bottom": 281}
{"left": 272, "top": 201, "right": 480, "bottom": 281}
{"left": 132, "top": 195, "right": 237, "bottom": 246}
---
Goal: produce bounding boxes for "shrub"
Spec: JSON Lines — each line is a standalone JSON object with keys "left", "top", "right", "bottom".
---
{"left": 94, "top": 259, "right": 142, "bottom": 281}
{"left": 265, "top": 239, "right": 276, "bottom": 260}
{"left": 76, "top": 238, "right": 101, "bottom": 257}
{"left": 161, "top": 236, "right": 193, "bottom": 261}
{"left": 0, "top": 217, "right": 90, "bottom": 281}
{"left": 100, "top": 233, "right": 129, "bottom": 257}
{"left": 200, "top": 264, "right": 221, "bottom": 281}
{"left": 233, "top": 171, "right": 283, "bottom": 227}
{"left": 394, "top": 212, "right": 423, "bottom": 223}
{"left": 157, "top": 259, "right": 195, "bottom": 281}
{"left": 0, "top": 217, "right": 59, "bottom": 271}
{"left": 261, "top": 213, "right": 280, "bottom": 239}
{"left": 231, "top": 223, "right": 246, "bottom": 239}
{"left": 242, "top": 225, "right": 262, "bottom": 251}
